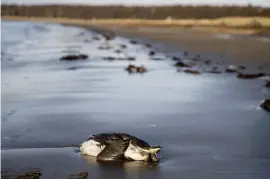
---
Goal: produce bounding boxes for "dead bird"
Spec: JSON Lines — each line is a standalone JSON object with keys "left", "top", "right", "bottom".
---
{"left": 68, "top": 172, "right": 88, "bottom": 179}
{"left": 92, "top": 36, "right": 100, "bottom": 41}
{"left": 103, "top": 57, "right": 116, "bottom": 61}
{"left": 125, "top": 65, "right": 137, "bottom": 73}
{"left": 98, "top": 45, "right": 112, "bottom": 50}
{"left": 183, "top": 69, "right": 201, "bottom": 75}
{"left": 14, "top": 171, "right": 42, "bottom": 179}
{"left": 237, "top": 73, "right": 265, "bottom": 79}
{"left": 148, "top": 50, "right": 156, "bottom": 56}
{"left": 266, "top": 81, "right": 270, "bottom": 88}
{"left": 114, "top": 49, "right": 122, "bottom": 54}
{"left": 145, "top": 43, "right": 152, "bottom": 48}
{"left": 130, "top": 40, "right": 138, "bottom": 45}
{"left": 60, "top": 54, "right": 88, "bottom": 61}
{"left": 238, "top": 65, "right": 246, "bottom": 70}
{"left": 174, "top": 61, "right": 194, "bottom": 68}
{"left": 226, "top": 65, "right": 238, "bottom": 73}
{"left": 119, "top": 44, "right": 127, "bottom": 49}
{"left": 125, "top": 65, "right": 147, "bottom": 74}
{"left": 80, "top": 133, "right": 161, "bottom": 163}
{"left": 171, "top": 56, "right": 182, "bottom": 61}
{"left": 260, "top": 99, "right": 270, "bottom": 112}
{"left": 204, "top": 60, "right": 211, "bottom": 65}
{"left": 127, "top": 57, "right": 136, "bottom": 61}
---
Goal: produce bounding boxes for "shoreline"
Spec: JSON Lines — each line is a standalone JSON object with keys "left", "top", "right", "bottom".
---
{"left": 3, "top": 16, "right": 270, "bottom": 65}
{"left": 3, "top": 16, "right": 270, "bottom": 36}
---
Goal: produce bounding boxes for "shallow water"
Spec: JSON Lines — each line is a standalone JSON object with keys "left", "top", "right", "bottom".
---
{"left": 1, "top": 20, "right": 270, "bottom": 179}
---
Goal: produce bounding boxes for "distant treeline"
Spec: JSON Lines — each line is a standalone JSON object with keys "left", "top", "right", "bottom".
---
{"left": 2, "top": 4, "right": 270, "bottom": 19}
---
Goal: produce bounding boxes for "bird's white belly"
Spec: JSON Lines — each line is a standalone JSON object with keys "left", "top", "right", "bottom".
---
{"left": 80, "top": 139, "right": 105, "bottom": 156}
{"left": 124, "top": 143, "right": 149, "bottom": 161}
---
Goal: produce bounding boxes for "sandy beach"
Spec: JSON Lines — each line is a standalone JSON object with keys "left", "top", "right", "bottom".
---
{"left": 3, "top": 16, "right": 270, "bottom": 66}
{"left": 83, "top": 25, "right": 270, "bottom": 66}
{"left": 1, "top": 18, "right": 270, "bottom": 178}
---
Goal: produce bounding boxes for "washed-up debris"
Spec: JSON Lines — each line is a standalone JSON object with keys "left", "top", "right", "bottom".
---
{"left": 98, "top": 45, "right": 112, "bottom": 50}
{"left": 125, "top": 65, "right": 147, "bottom": 74}
{"left": 103, "top": 57, "right": 116, "bottom": 61}
{"left": 80, "top": 133, "right": 160, "bottom": 163}
{"left": 205, "top": 67, "right": 222, "bottom": 74}
{"left": 103, "top": 56, "right": 135, "bottom": 61}
{"left": 114, "top": 49, "right": 122, "bottom": 54}
{"left": 192, "top": 57, "right": 200, "bottom": 61}
{"left": 127, "top": 57, "right": 136, "bottom": 61}
{"left": 145, "top": 43, "right": 152, "bottom": 48}
{"left": 266, "top": 81, "right": 270, "bottom": 88}
{"left": 130, "top": 40, "right": 138, "bottom": 44}
{"left": 93, "top": 28, "right": 115, "bottom": 41}
{"left": 119, "top": 44, "right": 127, "bottom": 49}
{"left": 68, "top": 67, "right": 80, "bottom": 71}
{"left": 151, "top": 57, "right": 164, "bottom": 61}
{"left": 60, "top": 54, "right": 88, "bottom": 61}
{"left": 238, "top": 65, "right": 246, "bottom": 70}
{"left": 14, "top": 171, "right": 42, "bottom": 179}
{"left": 260, "top": 99, "right": 270, "bottom": 112}
{"left": 92, "top": 27, "right": 115, "bottom": 41}
{"left": 171, "top": 56, "right": 182, "bottom": 61}
{"left": 226, "top": 65, "right": 238, "bottom": 73}
{"left": 68, "top": 172, "right": 88, "bottom": 179}
{"left": 183, "top": 69, "right": 201, "bottom": 75}
{"left": 148, "top": 50, "right": 156, "bottom": 56}
{"left": 92, "top": 36, "right": 100, "bottom": 40}
{"left": 174, "top": 61, "right": 194, "bottom": 68}
{"left": 204, "top": 60, "right": 211, "bottom": 65}
{"left": 91, "top": 27, "right": 115, "bottom": 41}
{"left": 102, "top": 32, "right": 115, "bottom": 41}
{"left": 237, "top": 73, "right": 265, "bottom": 79}
{"left": 84, "top": 39, "right": 91, "bottom": 43}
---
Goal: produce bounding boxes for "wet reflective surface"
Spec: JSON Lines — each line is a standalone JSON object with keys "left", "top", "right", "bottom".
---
{"left": 1, "top": 21, "right": 270, "bottom": 178}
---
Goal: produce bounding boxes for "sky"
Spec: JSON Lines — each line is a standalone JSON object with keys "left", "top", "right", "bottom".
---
{"left": 2, "top": 0, "right": 270, "bottom": 7}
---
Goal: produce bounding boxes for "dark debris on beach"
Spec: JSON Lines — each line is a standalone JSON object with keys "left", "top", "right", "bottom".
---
{"left": 60, "top": 54, "right": 88, "bottom": 61}
{"left": 125, "top": 64, "right": 147, "bottom": 74}
{"left": 174, "top": 61, "right": 194, "bottom": 68}
{"left": 237, "top": 72, "right": 265, "bottom": 79}
{"left": 130, "top": 40, "right": 138, "bottom": 45}
{"left": 266, "top": 81, "right": 270, "bottom": 88}
{"left": 68, "top": 172, "right": 88, "bottom": 179}
{"left": 14, "top": 171, "right": 42, "bottom": 179}
{"left": 260, "top": 99, "right": 270, "bottom": 112}
{"left": 183, "top": 69, "right": 201, "bottom": 75}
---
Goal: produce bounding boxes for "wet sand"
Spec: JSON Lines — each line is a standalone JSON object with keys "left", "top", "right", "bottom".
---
{"left": 89, "top": 24, "right": 270, "bottom": 65}
{"left": 1, "top": 20, "right": 270, "bottom": 178}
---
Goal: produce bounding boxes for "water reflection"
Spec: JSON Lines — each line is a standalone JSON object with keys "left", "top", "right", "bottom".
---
{"left": 82, "top": 155, "right": 160, "bottom": 178}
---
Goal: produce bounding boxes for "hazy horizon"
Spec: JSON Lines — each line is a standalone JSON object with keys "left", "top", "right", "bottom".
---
{"left": 2, "top": 0, "right": 270, "bottom": 7}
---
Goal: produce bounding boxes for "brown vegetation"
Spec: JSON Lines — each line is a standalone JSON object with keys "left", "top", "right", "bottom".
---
{"left": 2, "top": 5, "right": 270, "bottom": 20}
